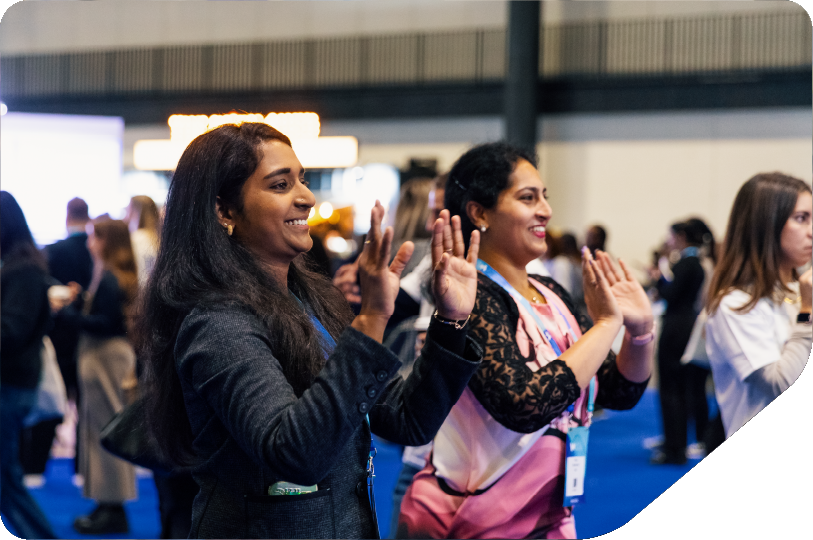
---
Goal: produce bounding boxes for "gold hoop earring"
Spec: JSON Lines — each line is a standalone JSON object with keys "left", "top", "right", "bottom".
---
{"left": 227, "top": 224, "right": 234, "bottom": 236}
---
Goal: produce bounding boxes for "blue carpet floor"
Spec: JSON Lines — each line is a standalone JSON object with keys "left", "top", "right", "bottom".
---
{"left": 12, "top": 389, "right": 705, "bottom": 539}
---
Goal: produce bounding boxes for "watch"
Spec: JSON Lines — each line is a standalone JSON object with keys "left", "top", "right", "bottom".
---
{"left": 797, "top": 312, "right": 811, "bottom": 324}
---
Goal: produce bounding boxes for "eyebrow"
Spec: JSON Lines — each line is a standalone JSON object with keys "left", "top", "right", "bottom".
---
{"left": 263, "top": 167, "right": 306, "bottom": 179}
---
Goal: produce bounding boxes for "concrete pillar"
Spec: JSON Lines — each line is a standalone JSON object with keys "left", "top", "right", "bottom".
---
{"left": 504, "top": 0, "right": 540, "bottom": 150}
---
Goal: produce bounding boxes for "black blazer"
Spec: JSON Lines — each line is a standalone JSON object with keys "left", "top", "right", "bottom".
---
{"left": 175, "top": 303, "right": 482, "bottom": 539}
{"left": 44, "top": 233, "right": 93, "bottom": 290}
{"left": 0, "top": 262, "right": 51, "bottom": 388}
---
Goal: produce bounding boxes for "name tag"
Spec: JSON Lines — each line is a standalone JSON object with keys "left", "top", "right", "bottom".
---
{"left": 268, "top": 481, "right": 318, "bottom": 496}
{"left": 563, "top": 426, "right": 589, "bottom": 506}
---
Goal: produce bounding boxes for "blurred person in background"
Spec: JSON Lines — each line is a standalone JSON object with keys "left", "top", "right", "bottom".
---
{"left": 398, "top": 142, "right": 654, "bottom": 539}
{"left": 135, "top": 123, "right": 482, "bottom": 539}
{"left": 705, "top": 173, "right": 812, "bottom": 439}
{"left": 53, "top": 219, "right": 139, "bottom": 535}
{"left": 584, "top": 224, "right": 607, "bottom": 258}
{"left": 0, "top": 191, "right": 59, "bottom": 539}
{"left": 124, "top": 195, "right": 161, "bottom": 288}
{"left": 43, "top": 197, "right": 93, "bottom": 401}
{"left": 20, "top": 198, "right": 93, "bottom": 484}
{"left": 648, "top": 218, "right": 716, "bottom": 465}
{"left": 544, "top": 232, "right": 584, "bottom": 312}
{"left": 392, "top": 177, "right": 433, "bottom": 277}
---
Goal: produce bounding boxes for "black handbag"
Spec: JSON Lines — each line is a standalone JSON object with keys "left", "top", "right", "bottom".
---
{"left": 100, "top": 396, "right": 174, "bottom": 475}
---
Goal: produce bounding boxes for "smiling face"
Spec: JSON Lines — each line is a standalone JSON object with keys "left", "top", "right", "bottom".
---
{"left": 223, "top": 140, "right": 315, "bottom": 272}
{"left": 481, "top": 159, "right": 552, "bottom": 267}
{"left": 779, "top": 191, "right": 813, "bottom": 273}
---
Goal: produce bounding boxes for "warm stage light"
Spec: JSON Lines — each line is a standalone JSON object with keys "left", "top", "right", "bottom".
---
{"left": 136, "top": 112, "right": 355, "bottom": 170}
{"left": 318, "top": 202, "right": 334, "bottom": 220}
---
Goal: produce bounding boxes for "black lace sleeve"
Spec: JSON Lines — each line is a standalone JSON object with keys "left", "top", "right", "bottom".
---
{"left": 535, "top": 276, "right": 649, "bottom": 411}
{"left": 467, "top": 274, "right": 581, "bottom": 434}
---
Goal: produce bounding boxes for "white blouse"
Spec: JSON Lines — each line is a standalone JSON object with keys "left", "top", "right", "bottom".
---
{"left": 705, "top": 285, "right": 810, "bottom": 438}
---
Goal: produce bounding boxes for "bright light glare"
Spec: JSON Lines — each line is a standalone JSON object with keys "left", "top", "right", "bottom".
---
{"left": 135, "top": 135, "right": 357, "bottom": 171}
{"left": 308, "top": 207, "right": 316, "bottom": 220}
{"left": 291, "top": 137, "right": 358, "bottom": 169}
{"left": 0, "top": 103, "right": 7, "bottom": 115}
{"left": 1, "top": 113, "right": 124, "bottom": 246}
{"left": 319, "top": 202, "right": 334, "bottom": 219}
{"left": 326, "top": 236, "right": 349, "bottom": 253}
{"left": 353, "top": 164, "right": 400, "bottom": 234}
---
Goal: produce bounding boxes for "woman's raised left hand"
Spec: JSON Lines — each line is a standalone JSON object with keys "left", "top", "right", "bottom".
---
{"left": 595, "top": 250, "right": 654, "bottom": 336}
{"left": 431, "top": 209, "right": 480, "bottom": 321}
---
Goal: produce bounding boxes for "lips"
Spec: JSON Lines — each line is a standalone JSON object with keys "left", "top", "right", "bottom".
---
{"left": 529, "top": 225, "right": 546, "bottom": 238}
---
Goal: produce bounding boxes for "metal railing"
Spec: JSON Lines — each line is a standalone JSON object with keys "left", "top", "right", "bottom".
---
{"left": 1, "top": 10, "right": 809, "bottom": 99}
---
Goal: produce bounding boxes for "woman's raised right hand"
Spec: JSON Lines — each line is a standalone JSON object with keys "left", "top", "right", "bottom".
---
{"left": 581, "top": 247, "right": 623, "bottom": 327}
{"left": 351, "top": 201, "right": 414, "bottom": 341}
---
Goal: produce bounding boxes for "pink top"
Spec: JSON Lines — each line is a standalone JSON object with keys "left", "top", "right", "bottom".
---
{"left": 399, "top": 279, "right": 594, "bottom": 538}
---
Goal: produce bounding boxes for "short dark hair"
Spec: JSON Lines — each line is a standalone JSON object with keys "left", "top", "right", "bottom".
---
{"left": 444, "top": 141, "right": 538, "bottom": 248}
{"left": 67, "top": 197, "right": 90, "bottom": 222}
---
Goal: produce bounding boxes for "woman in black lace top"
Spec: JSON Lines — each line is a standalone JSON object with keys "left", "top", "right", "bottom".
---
{"left": 398, "top": 142, "right": 655, "bottom": 540}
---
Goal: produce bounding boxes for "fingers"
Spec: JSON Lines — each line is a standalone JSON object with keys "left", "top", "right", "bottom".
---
{"left": 451, "top": 215, "right": 465, "bottom": 257}
{"left": 618, "top": 258, "right": 636, "bottom": 282}
{"left": 364, "top": 201, "right": 384, "bottom": 261}
{"left": 466, "top": 229, "right": 481, "bottom": 264}
{"left": 441, "top": 209, "right": 454, "bottom": 254}
{"left": 379, "top": 226, "right": 393, "bottom": 269}
{"left": 582, "top": 247, "right": 597, "bottom": 286}
{"left": 389, "top": 241, "right": 415, "bottom": 280}
{"left": 431, "top": 216, "right": 446, "bottom": 270}
{"left": 597, "top": 250, "right": 625, "bottom": 285}
{"left": 596, "top": 251, "right": 616, "bottom": 286}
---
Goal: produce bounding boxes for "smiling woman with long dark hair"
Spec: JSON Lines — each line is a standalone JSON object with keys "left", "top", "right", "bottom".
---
{"left": 135, "top": 122, "right": 483, "bottom": 539}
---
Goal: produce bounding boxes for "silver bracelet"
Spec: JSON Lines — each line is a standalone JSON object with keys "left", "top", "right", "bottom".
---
{"left": 433, "top": 310, "right": 470, "bottom": 330}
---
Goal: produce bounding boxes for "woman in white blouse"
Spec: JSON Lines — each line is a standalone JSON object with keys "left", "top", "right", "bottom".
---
{"left": 705, "top": 172, "right": 812, "bottom": 438}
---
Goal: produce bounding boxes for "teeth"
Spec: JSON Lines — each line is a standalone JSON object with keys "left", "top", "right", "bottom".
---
{"left": 286, "top": 220, "right": 308, "bottom": 226}
{"left": 530, "top": 226, "right": 546, "bottom": 232}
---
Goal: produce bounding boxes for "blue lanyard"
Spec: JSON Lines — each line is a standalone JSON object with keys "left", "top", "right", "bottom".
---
{"left": 476, "top": 260, "right": 574, "bottom": 356}
{"left": 475, "top": 260, "right": 595, "bottom": 418}
{"left": 300, "top": 298, "right": 380, "bottom": 536}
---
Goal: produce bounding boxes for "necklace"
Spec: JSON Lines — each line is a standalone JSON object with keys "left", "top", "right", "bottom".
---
{"left": 784, "top": 295, "right": 801, "bottom": 304}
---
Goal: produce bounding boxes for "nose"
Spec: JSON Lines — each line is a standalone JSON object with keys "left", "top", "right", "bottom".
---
{"left": 295, "top": 179, "right": 316, "bottom": 210}
{"left": 537, "top": 197, "right": 552, "bottom": 222}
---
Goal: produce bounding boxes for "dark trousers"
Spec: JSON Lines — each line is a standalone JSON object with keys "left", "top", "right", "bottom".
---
{"left": 0, "top": 386, "right": 57, "bottom": 539}
{"left": 20, "top": 417, "right": 63, "bottom": 475}
{"left": 658, "top": 329, "right": 709, "bottom": 458}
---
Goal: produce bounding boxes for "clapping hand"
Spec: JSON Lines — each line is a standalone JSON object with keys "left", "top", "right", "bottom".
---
{"left": 355, "top": 201, "right": 414, "bottom": 322}
{"left": 595, "top": 250, "right": 654, "bottom": 336}
{"left": 430, "top": 210, "right": 479, "bottom": 321}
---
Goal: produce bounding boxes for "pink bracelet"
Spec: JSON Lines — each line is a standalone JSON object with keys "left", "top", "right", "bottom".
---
{"left": 625, "top": 322, "right": 657, "bottom": 346}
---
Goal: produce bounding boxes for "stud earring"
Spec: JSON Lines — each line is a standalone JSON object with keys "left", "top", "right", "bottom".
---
{"left": 480, "top": 225, "right": 487, "bottom": 233}
{"left": 227, "top": 224, "right": 234, "bottom": 236}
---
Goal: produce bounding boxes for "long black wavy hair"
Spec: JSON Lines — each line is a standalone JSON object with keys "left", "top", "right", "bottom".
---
{"left": 444, "top": 141, "right": 538, "bottom": 249}
{"left": 135, "top": 123, "right": 354, "bottom": 466}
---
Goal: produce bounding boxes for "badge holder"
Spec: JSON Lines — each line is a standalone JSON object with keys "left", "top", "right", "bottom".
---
{"left": 563, "top": 377, "right": 595, "bottom": 507}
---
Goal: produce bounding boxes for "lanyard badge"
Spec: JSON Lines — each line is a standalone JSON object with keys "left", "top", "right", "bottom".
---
{"left": 475, "top": 260, "right": 596, "bottom": 507}
{"left": 563, "top": 377, "right": 595, "bottom": 507}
